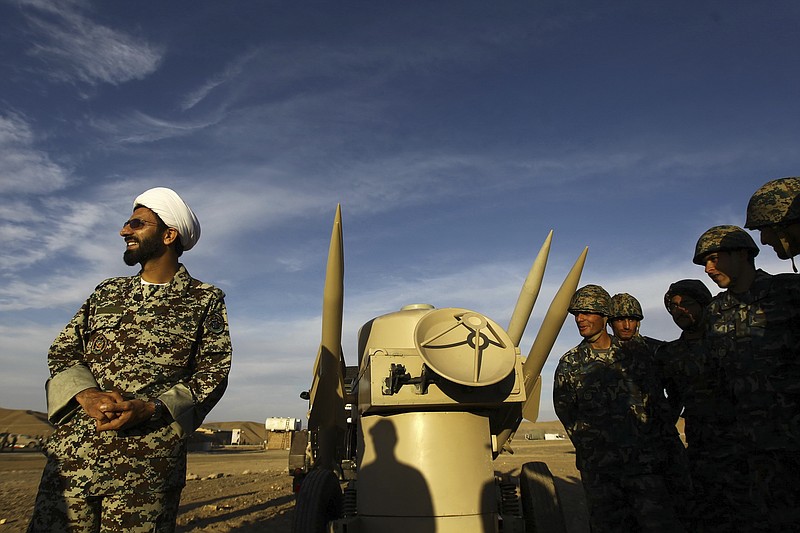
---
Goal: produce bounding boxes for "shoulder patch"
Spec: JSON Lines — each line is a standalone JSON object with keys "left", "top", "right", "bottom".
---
{"left": 206, "top": 312, "right": 226, "bottom": 334}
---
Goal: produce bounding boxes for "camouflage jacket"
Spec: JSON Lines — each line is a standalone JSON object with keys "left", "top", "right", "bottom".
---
{"left": 657, "top": 336, "right": 736, "bottom": 455}
{"left": 636, "top": 334, "right": 666, "bottom": 353}
{"left": 705, "top": 269, "right": 800, "bottom": 450}
{"left": 41, "top": 265, "right": 232, "bottom": 495}
{"left": 554, "top": 337, "right": 681, "bottom": 474}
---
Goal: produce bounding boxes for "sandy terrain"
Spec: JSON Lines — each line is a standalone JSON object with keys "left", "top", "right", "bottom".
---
{"left": 0, "top": 419, "right": 588, "bottom": 532}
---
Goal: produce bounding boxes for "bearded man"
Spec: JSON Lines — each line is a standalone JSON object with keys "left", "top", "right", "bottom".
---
{"left": 28, "top": 187, "right": 232, "bottom": 533}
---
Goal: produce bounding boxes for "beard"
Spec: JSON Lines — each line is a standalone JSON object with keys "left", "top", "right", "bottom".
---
{"left": 124, "top": 233, "right": 166, "bottom": 266}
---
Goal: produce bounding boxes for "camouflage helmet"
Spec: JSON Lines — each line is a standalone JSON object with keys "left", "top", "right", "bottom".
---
{"left": 745, "top": 177, "right": 800, "bottom": 229}
{"left": 664, "top": 279, "right": 712, "bottom": 310}
{"left": 568, "top": 284, "right": 611, "bottom": 316}
{"left": 608, "top": 293, "right": 643, "bottom": 320}
{"left": 692, "top": 225, "right": 760, "bottom": 265}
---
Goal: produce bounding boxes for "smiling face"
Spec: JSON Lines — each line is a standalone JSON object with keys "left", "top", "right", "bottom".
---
{"left": 120, "top": 207, "right": 168, "bottom": 266}
{"left": 573, "top": 312, "right": 607, "bottom": 340}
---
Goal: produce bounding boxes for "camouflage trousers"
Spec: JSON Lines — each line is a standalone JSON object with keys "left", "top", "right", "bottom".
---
{"left": 687, "top": 452, "right": 757, "bottom": 533}
{"left": 27, "top": 487, "right": 182, "bottom": 533}
{"left": 748, "top": 450, "right": 800, "bottom": 529}
{"left": 580, "top": 470, "right": 687, "bottom": 533}
{"left": 686, "top": 450, "right": 800, "bottom": 532}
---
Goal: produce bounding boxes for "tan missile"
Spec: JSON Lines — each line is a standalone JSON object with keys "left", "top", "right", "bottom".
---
{"left": 308, "top": 205, "right": 347, "bottom": 467}
{"left": 495, "top": 236, "right": 586, "bottom": 450}
{"left": 521, "top": 246, "right": 587, "bottom": 422}
{"left": 507, "top": 230, "right": 552, "bottom": 347}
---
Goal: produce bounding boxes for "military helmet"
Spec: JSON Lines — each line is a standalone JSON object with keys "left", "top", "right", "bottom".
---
{"left": 745, "top": 177, "right": 800, "bottom": 229}
{"left": 608, "top": 293, "right": 643, "bottom": 320}
{"left": 664, "top": 279, "right": 712, "bottom": 310}
{"left": 568, "top": 284, "right": 611, "bottom": 316}
{"left": 692, "top": 225, "right": 760, "bottom": 265}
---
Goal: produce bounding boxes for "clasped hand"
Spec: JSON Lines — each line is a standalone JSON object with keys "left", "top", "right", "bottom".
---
{"left": 74, "top": 388, "right": 152, "bottom": 431}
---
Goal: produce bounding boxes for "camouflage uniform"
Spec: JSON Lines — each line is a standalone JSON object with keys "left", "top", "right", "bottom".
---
{"left": 554, "top": 337, "right": 689, "bottom": 532}
{"left": 608, "top": 293, "right": 665, "bottom": 350}
{"left": 658, "top": 335, "right": 737, "bottom": 532}
{"left": 704, "top": 269, "right": 800, "bottom": 529}
{"left": 28, "top": 265, "right": 232, "bottom": 533}
{"left": 629, "top": 332, "right": 665, "bottom": 353}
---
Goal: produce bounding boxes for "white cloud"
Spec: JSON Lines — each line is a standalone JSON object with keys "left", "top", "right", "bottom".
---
{"left": 180, "top": 50, "right": 259, "bottom": 112}
{"left": 90, "top": 111, "right": 223, "bottom": 144}
{"left": 0, "top": 113, "right": 71, "bottom": 194}
{"left": 19, "top": 0, "right": 163, "bottom": 86}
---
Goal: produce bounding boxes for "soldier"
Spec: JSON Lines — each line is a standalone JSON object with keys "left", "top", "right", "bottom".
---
{"left": 658, "top": 279, "right": 730, "bottom": 532}
{"left": 554, "top": 284, "right": 688, "bottom": 533}
{"left": 28, "top": 187, "right": 232, "bottom": 533}
{"left": 659, "top": 280, "right": 713, "bottom": 418}
{"left": 693, "top": 225, "right": 800, "bottom": 530}
{"left": 608, "top": 292, "right": 664, "bottom": 351}
{"left": 745, "top": 176, "right": 800, "bottom": 271}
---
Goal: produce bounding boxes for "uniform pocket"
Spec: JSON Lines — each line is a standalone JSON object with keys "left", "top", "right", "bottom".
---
{"left": 148, "top": 320, "right": 196, "bottom": 368}
{"left": 86, "top": 312, "right": 124, "bottom": 359}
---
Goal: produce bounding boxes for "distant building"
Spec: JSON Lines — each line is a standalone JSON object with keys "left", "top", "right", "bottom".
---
{"left": 265, "top": 417, "right": 302, "bottom": 450}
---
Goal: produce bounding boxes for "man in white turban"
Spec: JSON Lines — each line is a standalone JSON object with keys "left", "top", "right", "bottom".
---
{"left": 29, "top": 187, "right": 232, "bottom": 532}
{"left": 134, "top": 186, "right": 201, "bottom": 253}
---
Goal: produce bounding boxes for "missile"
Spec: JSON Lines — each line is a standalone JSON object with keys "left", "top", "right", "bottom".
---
{"left": 494, "top": 236, "right": 577, "bottom": 454}
{"left": 308, "top": 205, "right": 347, "bottom": 469}
{"left": 507, "top": 230, "right": 552, "bottom": 347}
{"left": 521, "top": 246, "right": 588, "bottom": 422}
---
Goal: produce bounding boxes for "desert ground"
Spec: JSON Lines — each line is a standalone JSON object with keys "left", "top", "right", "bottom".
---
{"left": 0, "top": 417, "right": 588, "bottom": 532}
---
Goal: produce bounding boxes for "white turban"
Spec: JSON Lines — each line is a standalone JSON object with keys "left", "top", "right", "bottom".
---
{"left": 133, "top": 187, "right": 201, "bottom": 251}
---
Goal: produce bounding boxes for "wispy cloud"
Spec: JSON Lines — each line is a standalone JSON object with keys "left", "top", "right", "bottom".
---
{"left": 0, "top": 112, "right": 71, "bottom": 194}
{"left": 180, "top": 50, "right": 260, "bottom": 112}
{"left": 90, "top": 111, "right": 223, "bottom": 144}
{"left": 19, "top": 0, "right": 163, "bottom": 86}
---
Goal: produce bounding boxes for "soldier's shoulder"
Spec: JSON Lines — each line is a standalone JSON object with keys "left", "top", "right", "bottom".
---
{"left": 771, "top": 271, "right": 800, "bottom": 286}
{"left": 188, "top": 277, "right": 226, "bottom": 299}
{"left": 644, "top": 336, "right": 666, "bottom": 352}
{"left": 558, "top": 345, "right": 584, "bottom": 365}
{"left": 706, "top": 290, "right": 731, "bottom": 310}
{"left": 93, "top": 275, "right": 133, "bottom": 292}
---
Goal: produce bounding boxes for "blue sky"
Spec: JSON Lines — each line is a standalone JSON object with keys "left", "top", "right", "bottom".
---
{"left": 1, "top": 1, "right": 798, "bottom": 425}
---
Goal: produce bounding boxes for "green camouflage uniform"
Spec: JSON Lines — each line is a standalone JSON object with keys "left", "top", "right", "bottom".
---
{"left": 627, "top": 332, "right": 665, "bottom": 353}
{"left": 554, "top": 337, "right": 689, "bottom": 533}
{"left": 658, "top": 335, "right": 738, "bottom": 532}
{"left": 28, "top": 265, "right": 232, "bottom": 533}
{"left": 704, "top": 269, "right": 800, "bottom": 529}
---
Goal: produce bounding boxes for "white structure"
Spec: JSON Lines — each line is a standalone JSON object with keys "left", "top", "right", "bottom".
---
{"left": 265, "top": 417, "right": 301, "bottom": 432}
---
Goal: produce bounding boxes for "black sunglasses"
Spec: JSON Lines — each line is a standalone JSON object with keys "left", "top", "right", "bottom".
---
{"left": 122, "top": 218, "right": 159, "bottom": 230}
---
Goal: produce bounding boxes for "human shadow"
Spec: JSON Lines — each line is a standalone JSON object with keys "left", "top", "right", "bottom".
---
{"left": 358, "top": 418, "right": 435, "bottom": 533}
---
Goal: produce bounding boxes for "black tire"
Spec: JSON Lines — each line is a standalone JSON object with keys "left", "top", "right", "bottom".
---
{"left": 520, "top": 461, "right": 566, "bottom": 533}
{"left": 292, "top": 468, "right": 343, "bottom": 533}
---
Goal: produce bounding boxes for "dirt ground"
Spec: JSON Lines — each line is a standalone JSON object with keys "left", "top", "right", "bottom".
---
{"left": 0, "top": 437, "right": 588, "bottom": 532}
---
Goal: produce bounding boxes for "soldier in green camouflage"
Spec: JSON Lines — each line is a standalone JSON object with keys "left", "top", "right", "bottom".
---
{"left": 657, "top": 279, "right": 734, "bottom": 532}
{"left": 745, "top": 176, "right": 800, "bottom": 271}
{"left": 694, "top": 225, "right": 800, "bottom": 530}
{"left": 554, "top": 284, "right": 689, "bottom": 533}
{"left": 608, "top": 292, "right": 664, "bottom": 351}
{"left": 28, "top": 187, "right": 232, "bottom": 533}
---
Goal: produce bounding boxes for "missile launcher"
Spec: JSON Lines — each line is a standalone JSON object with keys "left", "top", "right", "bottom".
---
{"left": 291, "top": 205, "right": 587, "bottom": 533}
